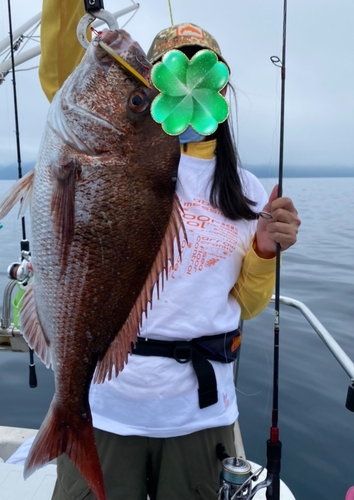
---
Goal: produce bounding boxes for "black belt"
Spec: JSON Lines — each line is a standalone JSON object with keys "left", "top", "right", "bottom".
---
{"left": 132, "top": 329, "right": 241, "bottom": 409}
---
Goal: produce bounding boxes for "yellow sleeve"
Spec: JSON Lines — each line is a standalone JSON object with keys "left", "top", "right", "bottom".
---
{"left": 39, "top": 0, "right": 87, "bottom": 102}
{"left": 231, "top": 237, "right": 276, "bottom": 320}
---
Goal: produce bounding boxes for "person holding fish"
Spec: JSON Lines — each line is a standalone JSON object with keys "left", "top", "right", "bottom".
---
{"left": 2, "top": 13, "right": 301, "bottom": 500}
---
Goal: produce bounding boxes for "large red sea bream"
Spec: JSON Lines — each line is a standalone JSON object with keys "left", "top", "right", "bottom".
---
{"left": 0, "top": 29, "right": 184, "bottom": 500}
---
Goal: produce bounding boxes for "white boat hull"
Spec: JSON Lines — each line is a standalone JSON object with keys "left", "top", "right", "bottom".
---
{"left": 0, "top": 461, "right": 57, "bottom": 500}
{"left": 0, "top": 425, "right": 295, "bottom": 499}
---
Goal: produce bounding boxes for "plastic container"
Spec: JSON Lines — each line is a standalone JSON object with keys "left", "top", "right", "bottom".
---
{"left": 12, "top": 286, "right": 26, "bottom": 329}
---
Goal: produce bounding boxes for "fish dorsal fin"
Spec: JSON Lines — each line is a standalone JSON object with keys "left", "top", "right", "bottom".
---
{"left": 19, "top": 282, "right": 52, "bottom": 368}
{"left": 94, "top": 195, "right": 187, "bottom": 383}
{"left": 0, "top": 169, "right": 34, "bottom": 219}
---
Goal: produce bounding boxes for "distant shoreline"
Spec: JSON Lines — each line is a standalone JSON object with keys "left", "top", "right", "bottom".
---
{"left": 1, "top": 163, "right": 354, "bottom": 180}
{"left": 242, "top": 165, "right": 354, "bottom": 178}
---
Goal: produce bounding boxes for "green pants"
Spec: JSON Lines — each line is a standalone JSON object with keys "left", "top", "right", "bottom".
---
{"left": 51, "top": 424, "right": 236, "bottom": 500}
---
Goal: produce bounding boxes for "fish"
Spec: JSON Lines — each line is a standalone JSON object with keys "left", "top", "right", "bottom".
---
{"left": 0, "top": 29, "right": 184, "bottom": 500}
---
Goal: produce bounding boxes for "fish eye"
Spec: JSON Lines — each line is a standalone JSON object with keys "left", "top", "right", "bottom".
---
{"left": 132, "top": 94, "right": 143, "bottom": 106}
{"left": 128, "top": 89, "right": 150, "bottom": 113}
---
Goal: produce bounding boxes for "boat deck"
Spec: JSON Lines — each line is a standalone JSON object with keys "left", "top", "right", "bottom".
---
{"left": 0, "top": 424, "right": 295, "bottom": 499}
{"left": 0, "top": 462, "right": 57, "bottom": 500}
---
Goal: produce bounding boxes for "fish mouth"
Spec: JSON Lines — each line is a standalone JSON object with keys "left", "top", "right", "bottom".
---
{"left": 98, "top": 39, "right": 150, "bottom": 88}
{"left": 95, "top": 29, "right": 151, "bottom": 85}
{"left": 47, "top": 29, "right": 154, "bottom": 156}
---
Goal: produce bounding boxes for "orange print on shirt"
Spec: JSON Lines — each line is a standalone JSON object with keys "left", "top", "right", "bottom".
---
{"left": 205, "top": 258, "right": 219, "bottom": 267}
{"left": 170, "top": 198, "right": 238, "bottom": 277}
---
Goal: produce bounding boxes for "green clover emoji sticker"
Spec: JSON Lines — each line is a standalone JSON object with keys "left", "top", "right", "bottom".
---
{"left": 150, "top": 49, "right": 230, "bottom": 136}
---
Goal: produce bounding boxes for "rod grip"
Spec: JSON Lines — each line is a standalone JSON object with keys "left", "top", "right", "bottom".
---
{"left": 346, "top": 383, "right": 354, "bottom": 412}
{"left": 266, "top": 472, "right": 281, "bottom": 500}
{"left": 29, "top": 364, "right": 37, "bottom": 388}
{"left": 29, "top": 349, "right": 37, "bottom": 388}
{"left": 266, "top": 437, "right": 282, "bottom": 474}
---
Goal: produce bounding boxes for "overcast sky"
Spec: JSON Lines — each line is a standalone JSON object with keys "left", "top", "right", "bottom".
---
{"left": 0, "top": 0, "right": 353, "bottom": 170}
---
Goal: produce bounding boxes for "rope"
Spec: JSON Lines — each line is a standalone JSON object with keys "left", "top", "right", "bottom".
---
{"left": 167, "top": 0, "right": 174, "bottom": 26}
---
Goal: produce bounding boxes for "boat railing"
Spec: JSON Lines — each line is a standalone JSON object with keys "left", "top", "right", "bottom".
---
{"left": 1, "top": 284, "right": 354, "bottom": 409}
{"left": 271, "top": 295, "right": 354, "bottom": 382}
{"left": 269, "top": 294, "right": 354, "bottom": 412}
{"left": 0, "top": 5, "right": 140, "bottom": 81}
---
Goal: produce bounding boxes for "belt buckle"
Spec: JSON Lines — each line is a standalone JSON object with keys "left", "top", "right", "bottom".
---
{"left": 174, "top": 344, "right": 192, "bottom": 363}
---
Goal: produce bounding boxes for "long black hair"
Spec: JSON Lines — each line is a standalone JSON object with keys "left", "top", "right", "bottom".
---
{"left": 179, "top": 46, "right": 259, "bottom": 221}
{"left": 210, "top": 117, "right": 258, "bottom": 221}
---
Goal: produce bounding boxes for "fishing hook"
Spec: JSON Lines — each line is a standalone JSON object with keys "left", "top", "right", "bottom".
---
{"left": 77, "top": 10, "right": 119, "bottom": 49}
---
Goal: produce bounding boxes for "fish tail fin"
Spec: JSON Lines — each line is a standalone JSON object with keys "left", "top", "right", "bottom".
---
{"left": 0, "top": 169, "right": 35, "bottom": 219}
{"left": 24, "top": 401, "right": 106, "bottom": 500}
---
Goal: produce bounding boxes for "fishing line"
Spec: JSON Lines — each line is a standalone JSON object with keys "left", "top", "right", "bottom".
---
{"left": 261, "top": 70, "right": 283, "bottom": 174}
{"left": 167, "top": 0, "right": 174, "bottom": 26}
{"left": 11, "top": 65, "right": 39, "bottom": 72}
{"left": 234, "top": 318, "right": 272, "bottom": 400}
{"left": 120, "top": 0, "right": 140, "bottom": 29}
{"left": 235, "top": 386, "right": 264, "bottom": 397}
{"left": 7, "top": 0, "right": 37, "bottom": 389}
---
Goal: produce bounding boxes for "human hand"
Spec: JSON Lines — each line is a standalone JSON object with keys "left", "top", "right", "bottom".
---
{"left": 255, "top": 184, "right": 301, "bottom": 258}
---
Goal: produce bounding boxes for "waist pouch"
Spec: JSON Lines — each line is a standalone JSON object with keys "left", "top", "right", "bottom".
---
{"left": 132, "top": 329, "right": 242, "bottom": 409}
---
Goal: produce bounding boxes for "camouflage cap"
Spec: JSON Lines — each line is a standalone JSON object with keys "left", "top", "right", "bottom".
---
{"left": 147, "top": 23, "right": 230, "bottom": 71}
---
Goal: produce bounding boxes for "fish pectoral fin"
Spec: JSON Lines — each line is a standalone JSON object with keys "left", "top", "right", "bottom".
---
{"left": 0, "top": 169, "right": 34, "bottom": 219}
{"left": 50, "top": 159, "right": 82, "bottom": 268}
{"left": 94, "top": 195, "right": 187, "bottom": 384}
{"left": 19, "top": 282, "right": 52, "bottom": 368}
{"left": 24, "top": 402, "right": 106, "bottom": 500}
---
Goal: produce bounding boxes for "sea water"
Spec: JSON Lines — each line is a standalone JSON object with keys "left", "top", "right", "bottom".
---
{"left": 0, "top": 177, "right": 353, "bottom": 499}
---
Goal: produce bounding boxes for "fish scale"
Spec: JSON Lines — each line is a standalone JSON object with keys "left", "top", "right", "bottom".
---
{"left": 0, "top": 28, "right": 185, "bottom": 500}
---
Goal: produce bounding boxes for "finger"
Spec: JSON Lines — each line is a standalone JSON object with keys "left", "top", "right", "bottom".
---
{"left": 276, "top": 231, "right": 298, "bottom": 250}
{"left": 270, "top": 207, "right": 300, "bottom": 224}
{"left": 262, "top": 185, "right": 279, "bottom": 211}
{"left": 266, "top": 217, "right": 300, "bottom": 234}
{"left": 268, "top": 184, "right": 280, "bottom": 204}
{"left": 271, "top": 196, "right": 298, "bottom": 214}
{"left": 265, "top": 230, "right": 298, "bottom": 250}
{"left": 266, "top": 221, "right": 299, "bottom": 248}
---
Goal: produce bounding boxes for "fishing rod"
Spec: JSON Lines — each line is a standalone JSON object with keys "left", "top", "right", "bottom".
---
{"left": 217, "top": 3, "right": 288, "bottom": 498}
{"left": 7, "top": 0, "right": 37, "bottom": 388}
{"left": 266, "top": 1, "right": 288, "bottom": 498}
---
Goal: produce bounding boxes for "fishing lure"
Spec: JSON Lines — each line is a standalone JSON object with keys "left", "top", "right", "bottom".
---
{"left": 88, "top": 28, "right": 151, "bottom": 88}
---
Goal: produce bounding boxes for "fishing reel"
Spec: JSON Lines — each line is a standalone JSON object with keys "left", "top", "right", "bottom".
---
{"left": 217, "top": 445, "right": 271, "bottom": 500}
